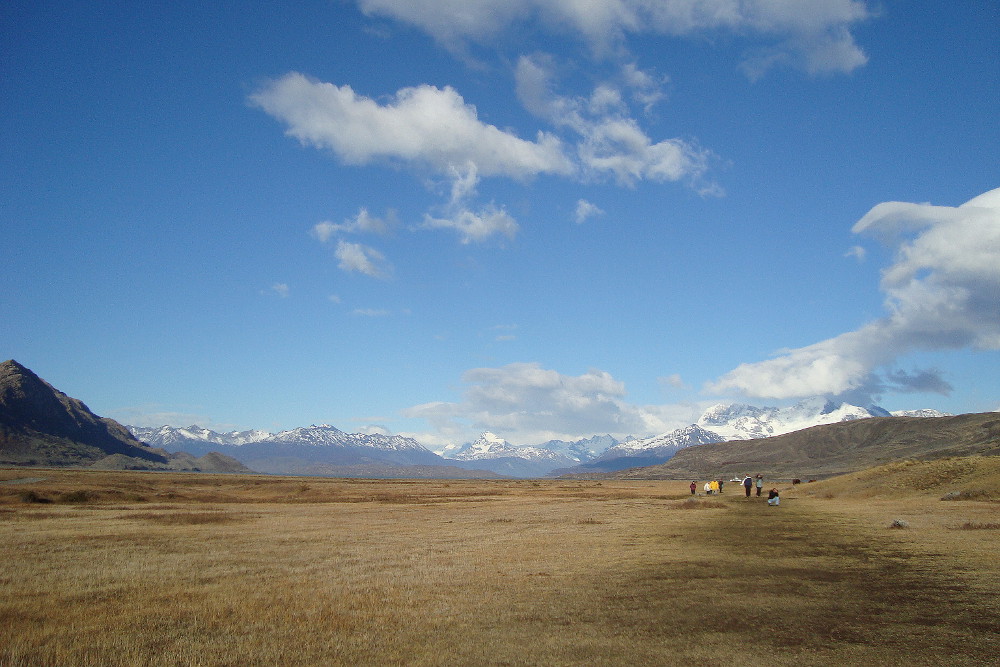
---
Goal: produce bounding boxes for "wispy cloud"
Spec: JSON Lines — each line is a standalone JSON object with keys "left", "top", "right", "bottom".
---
{"left": 515, "top": 54, "right": 714, "bottom": 189}
{"left": 574, "top": 198, "right": 604, "bottom": 224}
{"left": 844, "top": 245, "right": 866, "bottom": 261}
{"left": 356, "top": 0, "right": 871, "bottom": 76}
{"left": 270, "top": 283, "right": 290, "bottom": 298}
{"left": 708, "top": 187, "right": 1000, "bottom": 404}
{"left": 352, "top": 308, "right": 391, "bottom": 317}
{"left": 422, "top": 163, "right": 519, "bottom": 243}
{"left": 312, "top": 208, "right": 398, "bottom": 241}
{"left": 335, "top": 240, "right": 392, "bottom": 279}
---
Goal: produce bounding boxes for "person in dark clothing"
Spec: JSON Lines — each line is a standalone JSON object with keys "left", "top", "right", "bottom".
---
{"left": 690, "top": 481, "right": 697, "bottom": 495}
{"left": 743, "top": 475, "right": 753, "bottom": 497}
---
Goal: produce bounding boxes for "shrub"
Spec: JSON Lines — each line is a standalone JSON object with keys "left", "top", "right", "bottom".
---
{"left": 955, "top": 522, "right": 1000, "bottom": 530}
{"left": 18, "top": 491, "right": 51, "bottom": 504}
{"left": 675, "top": 498, "right": 725, "bottom": 510}
{"left": 58, "top": 490, "right": 95, "bottom": 504}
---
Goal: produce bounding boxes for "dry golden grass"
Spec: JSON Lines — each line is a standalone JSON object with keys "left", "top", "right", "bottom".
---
{"left": 1, "top": 465, "right": 998, "bottom": 666}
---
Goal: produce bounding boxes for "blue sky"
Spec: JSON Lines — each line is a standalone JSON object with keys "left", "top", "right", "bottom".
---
{"left": 3, "top": 1, "right": 998, "bottom": 450}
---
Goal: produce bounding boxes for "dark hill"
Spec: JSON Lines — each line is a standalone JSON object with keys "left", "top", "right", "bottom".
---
{"left": 604, "top": 412, "right": 1000, "bottom": 480}
{"left": 0, "top": 360, "right": 249, "bottom": 473}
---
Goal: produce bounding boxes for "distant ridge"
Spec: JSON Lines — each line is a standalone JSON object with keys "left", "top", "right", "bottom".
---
{"left": 600, "top": 412, "right": 1000, "bottom": 480}
{"left": 0, "top": 360, "right": 250, "bottom": 472}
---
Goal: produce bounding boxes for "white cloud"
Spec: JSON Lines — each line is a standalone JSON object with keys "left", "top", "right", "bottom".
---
{"left": 708, "top": 187, "right": 1000, "bottom": 402}
{"left": 422, "top": 163, "right": 519, "bottom": 243}
{"left": 424, "top": 205, "right": 518, "bottom": 244}
{"left": 250, "top": 72, "right": 572, "bottom": 179}
{"left": 515, "top": 54, "right": 715, "bottom": 189}
{"left": 844, "top": 245, "right": 866, "bottom": 261}
{"left": 575, "top": 199, "right": 604, "bottom": 224}
{"left": 335, "top": 240, "right": 392, "bottom": 279}
{"left": 271, "top": 283, "right": 290, "bottom": 298}
{"left": 357, "top": 0, "right": 870, "bottom": 76}
{"left": 403, "top": 362, "right": 700, "bottom": 444}
{"left": 313, "top": 208, "right": 398, "bottom": 241}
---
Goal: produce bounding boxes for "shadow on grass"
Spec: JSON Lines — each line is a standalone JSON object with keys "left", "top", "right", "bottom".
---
{"left": 590, "top": 500, "right": 1000, "bottom": 661}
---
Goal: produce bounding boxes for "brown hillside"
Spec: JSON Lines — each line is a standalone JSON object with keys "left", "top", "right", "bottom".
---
{"left": 798, "top": 456, "right": 1000, "bottom": 501}
{"left": 615, "top": 412, "right": 1000, "bottom": 480}
{"left": 0, "top": 360, "right": 250, "bottom": 473}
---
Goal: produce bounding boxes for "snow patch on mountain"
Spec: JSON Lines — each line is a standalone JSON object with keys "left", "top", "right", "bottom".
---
{"left": 697, "top": 398, "right": 892, "bottom": 441}
{"left": 450, "top": 432, "right": 568, "bottom": 462}
{"left": 602, "top": 425, "right": 724, "bottom": 456}
{"left": 891, "top": 409, "right": 950, "bottom": 418}
{"left": 131, "top": 423, "right": 433, "bottom": 453}
{"left": 130, "top": 424, "right": 271, "bottom": 446}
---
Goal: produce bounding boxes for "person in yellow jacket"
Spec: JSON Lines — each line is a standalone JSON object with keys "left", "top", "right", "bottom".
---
{"left": 709, "top": 480, "right": 719, "bottom": 494}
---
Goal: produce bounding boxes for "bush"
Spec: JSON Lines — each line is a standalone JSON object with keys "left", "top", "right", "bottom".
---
{"left": 58, "top": 490, "right": 95, "bottom": 503}
{"left": 955, "top": 522, "right": 1000, "bottom": 530}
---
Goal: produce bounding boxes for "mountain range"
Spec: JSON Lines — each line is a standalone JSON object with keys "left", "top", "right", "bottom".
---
{"left": 5, "top": 358, "right": 979, "bottom": 480}
{"left": 0, "top": 359, "right": 249, "bottom": 472}
{"left": 129, "top": 423, "right": 503, "bottom": 478}
{"left": 131, "top": 397, "right": 951, "bottom": 478}
{"left": 603, "top": 411, "right": 1000, "bottom": 481}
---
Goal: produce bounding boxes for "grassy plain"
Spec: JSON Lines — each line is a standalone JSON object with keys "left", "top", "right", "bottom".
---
{"left": 1, "top": 462, "right": 999, "bottom": 666}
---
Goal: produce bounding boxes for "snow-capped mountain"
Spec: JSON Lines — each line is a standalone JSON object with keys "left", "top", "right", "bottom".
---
{"left": 696, "top": 398, "right": 890, "bottom": 441}
{"left": 129, "top": 423, "right": 445, "bottom": 474}
{"left": 262, "top": 424, "right": 433, "bottom": 453}
{"left": 552, "top": 399, "right": 949, "bottom": 476}
{"left": 537, "top": 434, "right": 619, "bottom": 461}
{"left": 446, "top": 432, "right": 580, "bottom": 477}
{"left": 130, "top": 424, "right": 271, "bottom": 447}
{"left": 600, "top": 425, "right": 724, "bottom": 458}
{"left": 451, "top": 432, "right": 567, "bottom": 462}
{"left": 553, "top": 426, "right": 725, "bottom": 475}
{"left": 130, "top": 400, "right": 951, "bottom": 479}
{"left": 891, "top": 409, "right": 950, "bottom": 418}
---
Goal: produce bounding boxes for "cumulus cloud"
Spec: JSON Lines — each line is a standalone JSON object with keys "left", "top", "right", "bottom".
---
{"left": 708, "top": 187, "right": 1000, "bottom": 403}
{"left": 335, "top": 240, "right": 392, "bottom": 279}
{"left": 403, "top": 362, "right": 700, "bottom": 444}
{"left": 249, "top": 72, "right": 572, "bottom": 179}
{"left": 357, "top": 0, "right": 870, "bottom": 76}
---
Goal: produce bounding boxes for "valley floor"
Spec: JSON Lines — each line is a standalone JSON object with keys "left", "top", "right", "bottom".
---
{"left": 1, "top": 469, "right": 998, "bottom": 665}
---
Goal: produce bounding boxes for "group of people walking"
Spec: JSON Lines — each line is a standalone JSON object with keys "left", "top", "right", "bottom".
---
{"left": 690, "top": 474, "right": 780, "bottom": 505}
